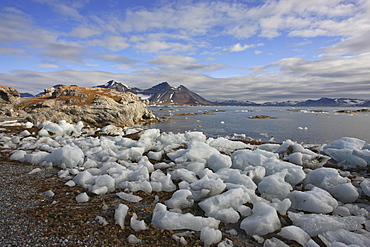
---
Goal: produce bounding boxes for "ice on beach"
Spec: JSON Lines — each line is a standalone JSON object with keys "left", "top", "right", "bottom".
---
{"left": 42, "top": 190, "right": 55, "bottom": 198}
{"left": 39, "top": 120, "right": 84, "bottom": 136}
{"left": 115, "top": 203, "right": 129, "bottom": 229}
{"left": 258, "top": 171, "right": 292, "bottom": 199}
{"left": 288, "top": 186, "right": 338, "bottom": 213}
{"left": 323, "top": 137, "right": 369, "bottom": 167}
{"left": 152, "top": 203, "right": 220, "bottom": 231}
{"left": 165, "top": 189, "right": 194, "bottom": 209}
{"left": 100, "top": 125, "right": 125, "bottom": 135}
{"left": 116, "top": 192, "right": 143, "bottom": 203}
{"left": 304, "top": 167, "right": 359, "bottom": 203}
{"left": 208, "top": 137, "right": 250, "bottom": 155}
{"left": 189, "top": 175, "right": 226, "bottom": 201}
{"left": 95, "top": 216, "right": 109, "bottom": 226}
{"left": 198, "top": 188, "right": 250, "bottom": 219}
{"left": 28, "top": 167, "right": 41, "bottom": 174}
{"left": 262, "top": 161, "right": 305, "bottom": 186}
{"left": 130, "top": 213, "right": 147, "bottom": 232}
{"left": 231, "top": 149, "right": 278, "bottom": 169}
{"left": 360, "top": 179, "right": 370, "bottom": 197}
{"left": 200, "top": 226, "right": 222, "bottom": 247}
{"left": 46, "top": 145, "right": 85, "bottom": 168}
{"left": 319, "top": 229, "right": 370, "bottom": 247}
{"left": 75, "top": 192, "right": 89, "bottom": 203}
{"left": 240, "top": 202, "right": 281, "bottom": 236}
{"left": 127, "top": 234, "right": 141, "bottom": 244}
{"left": 288, "top": 212, "right": 365, "bottom": 236}
{"left": 277, "top": 225, "right": 311, "bottom": 246}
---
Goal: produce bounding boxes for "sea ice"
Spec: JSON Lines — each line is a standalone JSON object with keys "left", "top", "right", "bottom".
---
{"left": 127, "top": 234, "right": 141, "bottom": 244}
{"left": 200, "top": 226, "right": 222, "bottom": 247}
{"left": 277, "top": 225, "right": 311, "bottom": 246}
{"left": 319, "top": 229, "right": 370, "bottom": 247}
{"left": 208, "top": 153, "right": 232, "bottom": 172}
{"left": 288, "top": 186, "right": 338, "bottom": 213}
{"left": 240, "top": 202, "right": 281, "bottom": 236}
{"left": 75, "top": 192, "right": 89, "bottom": 203}
{"left": 262, "top": 161, "right": 305, "bottom": 186}
{"left": 360, "top": 179, "right": 370, "bottom": 197}
{"left": 190, "top": 175, "right": 226, "bottom": 201}
{"left": 115, "top": 203, "right": 129, "bottom": 229}
{"left": 116, "top": 192, "right": 143, "bottom": 202}
{"left": 130, "top": 213, "right": 147, "bottom": 232}
{"left": 258, "top": 171, "right": 292, "bottom": 199}
{"left": 208, "top": 137, "right": 250, "bottom": 155}
{"left": 304, "top": 167, "right": 359, "bottom": 203}
{"left": 231, "top": 149, "right": 278, "bottom": 169}
{"left": 46, "top": 145, "right": 85, "bottom": 168}
{"left": 95, "top": 216, "right": 109, "bottom": 226}
{"left": 152, "top": 203, "right": 220, "bottom": 231}
{"left": 288, "top": 212, "right": 365, "bottom": 236}
{"left": 165, "top": 189, "right": 194, "bottom": 209}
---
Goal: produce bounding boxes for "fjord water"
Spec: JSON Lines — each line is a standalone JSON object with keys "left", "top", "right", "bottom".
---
{"left": 148, "top": 106, "right": 370, "bottom": 144}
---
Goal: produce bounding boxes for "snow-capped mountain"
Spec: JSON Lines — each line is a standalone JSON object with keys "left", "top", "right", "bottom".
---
{"left": 295, "top": 97, "right": 368, "bottom": 107}
{"left": 97, "top": 81, "right": 213, "bottom": 105}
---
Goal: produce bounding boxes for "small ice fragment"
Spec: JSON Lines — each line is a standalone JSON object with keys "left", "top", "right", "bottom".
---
{"left": 130, "top": 213, "right": 147, "bottom": 232}
{"left": 127, "top": 234, "right": 141, "bottom": 244}
{"left": 115, "top": 203, "right": 129, "bottom": 229}
{"left": 42, "top": 190, "right": 54, "bottom": 198}
{"left": 65, "top": 180, "right": 76, "bottom": 187}
{"left": 95, "top": 216, "right": 109, "bottom": 226}
{"left": 200, "top": 227, "right": 222, "bottom": 247}
{"left": 75, "top": 192, "right": 89, "bottom": 203}
{"left": 116, "top": 192, "right": 142, "bottom": 202}
{"left": 28, "top": 168, "right": 41, "bottom": 174}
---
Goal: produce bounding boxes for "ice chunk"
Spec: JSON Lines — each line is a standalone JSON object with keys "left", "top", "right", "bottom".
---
{"left": 319, "top": 229, "right": 370, "bottom": 247}
{"left": 170, "top": 168, "right": 198, "bottom": 183}
{"left": 24, "top": 151, "right": 49, "bottom": 164}
{"left": 152, "top": 203, "right": 220, "bottom": 231}
{"left": 231, "top": 149, "right": 278, "bottom": 169}
{"left": 240, "top": 202, "right": 281, "bottom": 236}
{"left": 288, "top": 187, "right": 338, "bottom": 213}
{"left": 150, "top": 170, "right": 176, "bottom": 192}
{"left": 200, "top": 227, "right": 222, "bottom": 247}
{"left": 147, "top": 150, "right": 164, "bottom": 161}
{"left": 28, "top": 168, "right": 41, "bottom": 174}
{"left": 10, "top": 150, "right": 27, "bottom": 161}
{"left": 324, "top": 137, "right": 366, "bottom": 150}
{"left": 127, "top": 234, "right": 141, "bottom": 244}
{"left": 263, "top": 237, "right": 289, "bottom": 247}
{"left": 116, "top": 192, "right": 143, "bottom": 203}
{"left": 95, "top": 216, "right": 109, "bottom": 226}
{"left": 46, "top": 145, "right": 85, "bottom": 168}
{"left": 218, "top": 238, "right": 233, "bottom": 247}
{"left": 288, "top": 212, "right": 365, "bottom": 236}
{"left": 277, "top": 225, "right": 311, "bottom": 246}
{"left": 353, "top": 148, "right": 370, "bottom": 164}
{"left": 208, "top": 153, "right": 232, "bottom": 172}
{"left": 65, "top": 180, "right": 76, "bottom": 187}
{"left": 199, "top": 188, "right": 250, "bottom": 217}
{"left": 42, "top": 190, "right": 54, "bottom": 198}
{"left": 325, "top": 148, "right": 367, "bottom": 167}
{"left": 73, "top": 170, "right": 96, "bottom": 189}
{"left": 211, "top": 208, "right": 240, "bottom": 223}
{"left": 100, "top": 125, "right": 125, "bottom": 135}
{"left": 360, "top": 179, "right": 370, "bottom": 197}
{"left": 165, "top": 189, "right": 194, "bottom": 209}
{"left": 304, "top": 167, "right": 359, "bottom": 203}
{"left": 262, "top": 161, "right": 305, "bottom": 186}
{"left": 208, "top": 137, "right": 249, "bottom": 155}
{"left": 130, "top": 213, "right": 147, "bottom": 232}
{"left": 91, "top": 174, "right": 115, "bottom": 194}
{"left": 75, "top": 192, "right": 89, "bottom": 203}
{"left": 190, "top": 175, "right": 226, "bottom": 201}
{"left": 171, "top": 142, "right": 220, "bottom": 164}
{"left": 258, "top": 172, "right": 292, "bottom": 199}
{"left": 115, "top": 203, "right": 129, "bottom": 229}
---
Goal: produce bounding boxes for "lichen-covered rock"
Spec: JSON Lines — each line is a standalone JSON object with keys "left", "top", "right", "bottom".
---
{"left": 0, "top": 85, "right": 157, "bottom": 127}
{"left": 0, "top": 86, "right": 20, "bottom": 103}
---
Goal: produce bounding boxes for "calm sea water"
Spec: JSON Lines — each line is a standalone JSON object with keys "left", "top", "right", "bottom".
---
{"left": 147, "top": 106, "right": 370, "bottom": 144}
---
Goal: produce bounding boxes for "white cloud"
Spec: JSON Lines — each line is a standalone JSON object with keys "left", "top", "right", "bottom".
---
{"left": 38, "top": 64, "right": 59, "bottom": 68}
{"left": 42, "top": 44, "right": 91, "bottom": 63}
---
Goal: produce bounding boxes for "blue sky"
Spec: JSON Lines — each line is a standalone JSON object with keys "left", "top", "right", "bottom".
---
{"left": 1, "top": 0, "right": 370, "bottom": 103}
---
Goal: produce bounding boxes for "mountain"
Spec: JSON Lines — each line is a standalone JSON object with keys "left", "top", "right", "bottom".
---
{"left": 295, "top": 97, "right": 368, "bottom": 107}
{"left": 20, "top": 92, "right": 34, "bottom": 97}
{"left": 98, "top": 81, "right": 214, "bottom": 105}
{"left": 214, "top": 100, "right": 258, "bottom": 106}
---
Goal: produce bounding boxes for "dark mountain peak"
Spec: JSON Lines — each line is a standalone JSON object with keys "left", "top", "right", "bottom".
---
{"left": 149, "top": 82, "right": 172, "bottom": 91}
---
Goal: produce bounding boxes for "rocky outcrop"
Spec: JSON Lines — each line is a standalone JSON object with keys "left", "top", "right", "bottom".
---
{"left": 0, "top": 86, "right": 20, "bottom": 103}
{"left": 0, "top": 85, "right": 157, "bottom": 127}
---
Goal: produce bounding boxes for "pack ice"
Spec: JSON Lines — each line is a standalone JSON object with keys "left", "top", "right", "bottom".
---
{"left": 1, "top": 120, "right": 370, "bottom": 246}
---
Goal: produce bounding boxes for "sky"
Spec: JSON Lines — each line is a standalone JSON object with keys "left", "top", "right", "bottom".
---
{"left": 0, "top": 0, "right": 370, "bottom": 103}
